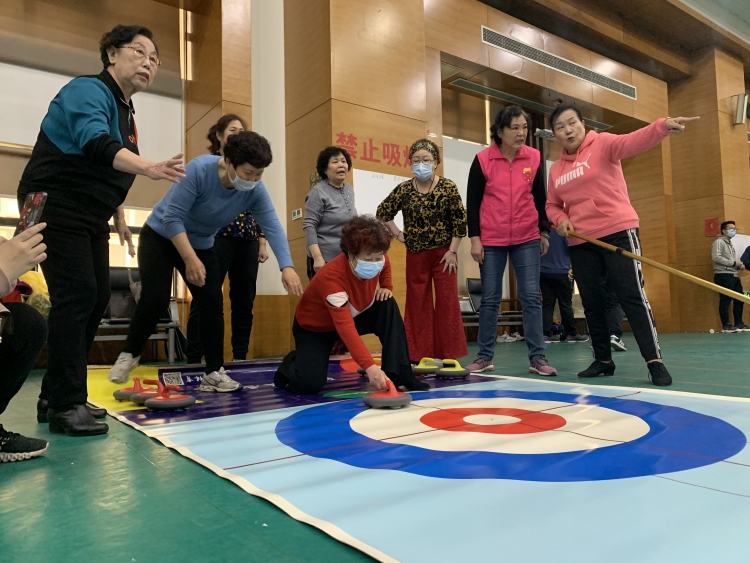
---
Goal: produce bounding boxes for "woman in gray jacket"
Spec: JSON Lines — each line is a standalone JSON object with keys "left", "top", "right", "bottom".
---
{"left": 304, "top": 146, "right": 357, "bottom": 279}
{"left": 711, "top": 220, "right": 748, "bottom": 332}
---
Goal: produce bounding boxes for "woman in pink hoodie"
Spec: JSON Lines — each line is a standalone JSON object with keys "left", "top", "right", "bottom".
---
{"left": 0, "top": 223, "right": 49, "bottom": 462}
{"left": 546, "top": 105, "right": 697, "bottom": 386}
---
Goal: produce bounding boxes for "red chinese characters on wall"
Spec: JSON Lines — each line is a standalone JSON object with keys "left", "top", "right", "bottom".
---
{"left": 335, "top": 132, "right": 412, "bottom": 170}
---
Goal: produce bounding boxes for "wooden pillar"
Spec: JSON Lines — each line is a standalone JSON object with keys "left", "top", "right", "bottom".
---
{"left": 285, "top": 0, "right": 428, "bottom": 351}
{"left": 184, "top": 0, "right": 251, "bottom": 161}
{"left": 183, "top": 0, "right": 251, "bottom": 359}
{"left": 669, "top": 47, "right": 750, "bottom": 331}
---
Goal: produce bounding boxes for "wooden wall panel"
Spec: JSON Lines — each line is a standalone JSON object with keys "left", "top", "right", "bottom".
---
{"left": 441, "top": 89, "right": 486, "bottom": 145}
{"left": 250, "top": 295, "right": 291, "bottom": 358}
{"left": 186, "top": 103, "right": 222, "bottom": 161}
{"left": 672, "top": 196, "right": 724, "bottom": 268}
{"left": 632, "top": 69, "right": 668, "bottom": 123}
{"left": 329, "top": 0, "right": 426, "bottom": 122}
{"left": 669, "top": 110, "right": 723, "bottom": 203}
{"left": 424, "top": 0, "right": 489, "bottom": 66}
{"left": 486, "top": 10, "right": 546, "bottom": 86}
{"left": 122, "top": 176, "right": 172, "bottom": 209}
{"left": 220, "top": 0, "right": 251, "bottom": 107}
{"left": 186, "top": 0, "right": 223, "bottom": 129}
{"left": 719, "top": 115, "right": 750, "bottom": 202}
{"left": 425, "top": 47, "right": 444, "bottom": 146}
{"left": 0, "top": 152, "right": 29, "bottom": 198}
{"left": 283, "top": 0, "right": 331, "bottom": 126}
{"left": 285, "top": 101, "right": 333, "bottom": 243}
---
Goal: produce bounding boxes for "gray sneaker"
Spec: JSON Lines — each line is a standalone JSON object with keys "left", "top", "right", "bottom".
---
{"left": 564, "top": 334, "right": 590, "bottom": 343}
{"left": 108, "top": 352, "right": 140, "bottom": 384}
{"left": 197, "top": 368, "right": 243, "bottom": 393}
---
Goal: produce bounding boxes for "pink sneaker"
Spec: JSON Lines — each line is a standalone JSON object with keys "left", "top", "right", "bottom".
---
{"left": 466, "top": 358, "right": 494, "bottom": 373}
{"left": 529, "top": 358, "right": 557, "bottom": 376}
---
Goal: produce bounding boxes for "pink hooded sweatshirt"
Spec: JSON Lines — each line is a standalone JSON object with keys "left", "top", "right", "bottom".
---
{"left": 545, "top": 118, "right": 669, "bottom": 245}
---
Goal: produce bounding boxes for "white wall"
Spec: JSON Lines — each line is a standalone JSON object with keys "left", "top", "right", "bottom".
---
{"left": 0, "top": 61, "right": 182, "bottom": 162}
{"left": 252, "top": 0, "right": 288, "bottom": 295}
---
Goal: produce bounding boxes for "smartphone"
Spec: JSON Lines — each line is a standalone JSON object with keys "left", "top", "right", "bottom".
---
{"left": 18, "top": 192, "right": 47, "bottom": 231}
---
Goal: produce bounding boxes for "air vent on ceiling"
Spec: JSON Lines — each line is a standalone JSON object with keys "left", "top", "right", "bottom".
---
{"left": 481, "top": 26, "right": 637, "bottom": 100}
{"left": 448, "top": 78, "right": 612, "bottom": 130}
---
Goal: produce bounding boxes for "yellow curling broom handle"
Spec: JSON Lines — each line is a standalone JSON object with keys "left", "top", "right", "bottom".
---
{"left": 567, "top": 230, "right": 750, "bottom": 306}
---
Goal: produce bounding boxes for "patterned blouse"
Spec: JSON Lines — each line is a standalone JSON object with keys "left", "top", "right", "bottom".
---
{"left": 216, "top": 211, "right": 264, "bottom": 240}
{"left": 377, "top": 177, "right": 467, "bottom": 253}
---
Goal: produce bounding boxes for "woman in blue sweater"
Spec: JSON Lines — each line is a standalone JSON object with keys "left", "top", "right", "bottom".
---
{"left": 108, "top": 131, "right": 303, "bottom": 391}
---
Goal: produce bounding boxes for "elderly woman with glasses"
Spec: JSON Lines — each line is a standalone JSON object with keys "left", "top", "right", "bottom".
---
{"left": 17, "top": 24, "right": 185, "bottom": 437}
{"left": 377, "top": 139, "right": 468, "bottom": 364}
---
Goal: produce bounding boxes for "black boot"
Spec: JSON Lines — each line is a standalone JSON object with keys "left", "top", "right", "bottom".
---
{"left": 391, "top": 365, "right": 430, "bottom": 391}
{"left": 37, "top": 399, "right": 106, "bottom": 423}
{"left": 578, "top": 360, "right": 616, "bottom": 378}
{"left": 48, "top": 404, "right": 109, "bottom": 436}
{"left": 647, "top": 362, "right": 672, "bottom": 387}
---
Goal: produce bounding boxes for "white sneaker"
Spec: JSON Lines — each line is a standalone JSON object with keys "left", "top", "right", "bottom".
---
{"left": 108, "top": 352, "right": 140, "bottom": 384}
{"left": 197, "top": 368, "right": 243, "bottom": 393}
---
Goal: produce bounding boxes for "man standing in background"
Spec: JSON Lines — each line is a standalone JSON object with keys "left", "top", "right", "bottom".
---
{"left": 712, "top": 221, "right": 748, "bottom": 333}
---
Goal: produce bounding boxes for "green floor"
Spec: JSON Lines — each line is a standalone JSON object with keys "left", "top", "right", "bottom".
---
{"left": 2, "top": 332, "right": 749, "bottom": 563}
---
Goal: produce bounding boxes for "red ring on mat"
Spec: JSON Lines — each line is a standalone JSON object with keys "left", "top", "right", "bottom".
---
{"left": 419, "top": 408, "right": 566, "bottom": 435}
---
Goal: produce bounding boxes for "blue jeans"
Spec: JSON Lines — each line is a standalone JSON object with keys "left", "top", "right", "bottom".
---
{"left": 477, "top": 241, "right": 546, "bottom": 362}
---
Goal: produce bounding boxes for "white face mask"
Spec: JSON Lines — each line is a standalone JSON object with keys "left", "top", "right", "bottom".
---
{"left": 229, "top": 167, "right": 258, "bottom": 191}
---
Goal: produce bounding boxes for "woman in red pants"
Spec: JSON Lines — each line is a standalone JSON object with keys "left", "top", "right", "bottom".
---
{"left": 377, "top": 138, "right": 468, "bottom": 363}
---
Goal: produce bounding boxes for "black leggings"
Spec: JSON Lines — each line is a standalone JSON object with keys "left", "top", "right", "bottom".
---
{"left": 276, "top": 298, "right": 412, "bottom": 394}
{"left": 185, "top": 237, "right": 260, "bottom": 362}
{"left": 0, "top": 303, "right": 48, "bottom": 416}
{"left": 123, "top": 225, "right": 224, "bottom": 375}
{"left": 569, "top": 229, "right": 660, "bottom": 363}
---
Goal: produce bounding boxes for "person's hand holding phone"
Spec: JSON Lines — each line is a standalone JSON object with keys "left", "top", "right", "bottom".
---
{"left": 0, "top": 223, "right": 48, "bottom": 280}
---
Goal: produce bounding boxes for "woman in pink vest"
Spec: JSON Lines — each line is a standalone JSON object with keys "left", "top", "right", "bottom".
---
{"left": 547, "top": 104, "right": 697, "bottom": 386}
{"left": 465, "top": 106, "right": 557, "bottom": 376}
{"left": 378, "top": 139, "right": 468, "bottom": 363}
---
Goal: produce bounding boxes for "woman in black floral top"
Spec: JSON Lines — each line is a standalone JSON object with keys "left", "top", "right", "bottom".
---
{"left": 185, "top": 115, "right": 268, "bottom": 362}
{"left": 377, "top": 138, "right": 468, "bottom": 363}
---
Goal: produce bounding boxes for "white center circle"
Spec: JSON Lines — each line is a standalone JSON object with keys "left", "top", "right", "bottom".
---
{"left": 463, "top": 414, "right": 520, "bottom": 425}
{"left": 350, "top": 397, "right": 651, "bottom": 454}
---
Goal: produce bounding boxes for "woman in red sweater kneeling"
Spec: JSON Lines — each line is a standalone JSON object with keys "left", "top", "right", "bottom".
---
{"left": 546, "top": 105, "right": 697, "bottom": 386}
{"left": 275, "top": 216, "right": 430, "bottom": 395}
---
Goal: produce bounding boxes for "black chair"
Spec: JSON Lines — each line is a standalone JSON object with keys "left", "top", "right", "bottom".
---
{"left": 461, "top": 278, "right": 523, "bottom": 329}
{"left": 95, "top": 267, "right": 180, "bottom": 363}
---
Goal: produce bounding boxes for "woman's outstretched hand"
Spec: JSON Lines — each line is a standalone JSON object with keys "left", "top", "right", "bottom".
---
{"left": 665, "top": 116, "right": 699, "bottom": 135}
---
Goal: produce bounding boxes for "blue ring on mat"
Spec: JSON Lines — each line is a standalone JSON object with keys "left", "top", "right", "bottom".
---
{"left": 275, "top": 390, "right": 747, "bottom": 482}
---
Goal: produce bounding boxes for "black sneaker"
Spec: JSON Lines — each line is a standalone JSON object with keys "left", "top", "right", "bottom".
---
{"left": 578, "top": 360, "right": 616, "bottom": 378}
{"left": 722, "top": 324, "right": 738, "bottom": 333}
{"left": 647, "top": 362, "right": 672, "bottom": 386}
{"left": 0, "top": 425, "right": 49, "bottom": 463}
{"left": 544, "top": 334, "right": 560, "bottom": 344}
{"left": 564, "top": 334, "right": 590, "bottom": 343}
{"left": 735, "top": 323, "right": 750, "bottom": 332}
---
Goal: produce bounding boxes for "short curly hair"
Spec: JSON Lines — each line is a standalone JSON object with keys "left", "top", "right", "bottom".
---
{"left": 316, "top": 146, "right": 352, "bottom": 180}
{"left": 223, "top": 131, "right": 273, "bottom": 169}
{"left": 490, "top": 105, "right": 531, "bottom": 146}
{"left": 340, "top": 216, "right": 392, "bottom": 256}
{"left": 99, "top": 25, "right": 159, "bottom": 69}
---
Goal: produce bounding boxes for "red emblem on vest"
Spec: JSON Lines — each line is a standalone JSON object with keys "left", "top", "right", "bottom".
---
{"left": 522, "top": 167, "right": 533, "bottom": 182}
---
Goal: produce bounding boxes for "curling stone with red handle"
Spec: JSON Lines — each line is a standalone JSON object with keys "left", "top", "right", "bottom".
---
{"left": 144, "top": 381, "right": 196, "bottom": 411}
{"left": 362, "top": 379, "right": 412, "bottom": 409}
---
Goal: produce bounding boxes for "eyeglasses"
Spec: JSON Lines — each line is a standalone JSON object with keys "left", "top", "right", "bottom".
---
{"left": 411, "top": 158, "right": 434, "bottom": 165}
{"left": 120, "top": 45, "right": 161, "bottom": 67}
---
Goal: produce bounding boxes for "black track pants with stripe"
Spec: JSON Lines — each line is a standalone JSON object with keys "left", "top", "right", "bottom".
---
{"left": 569, "top": 228, "right": 661, "bottom": 363}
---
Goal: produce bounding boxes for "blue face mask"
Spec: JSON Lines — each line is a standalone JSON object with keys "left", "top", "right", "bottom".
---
{"left": 411, "top": 162, "right": 434, "bottom": 182}
{"left": 229, "top": 167, "right": 258, "bottom": 191}
{"left": 727, "top": 229, "right": 737, "bottom": 238}
{"left": 353, "top": 257, "right": 385, "bottom": 280}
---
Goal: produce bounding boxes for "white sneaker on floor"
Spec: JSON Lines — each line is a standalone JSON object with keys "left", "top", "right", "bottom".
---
{"left": 108, "top": 352, "right": 140, "bottom": 384}
{"left": 197, "top": 368, "right": 243, "bottom": 393}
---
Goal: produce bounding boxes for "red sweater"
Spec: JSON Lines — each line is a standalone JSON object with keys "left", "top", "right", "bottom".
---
{"left": 295, "top": 253, "right": 393, "bottom": 370}
{"left": 546, "top": 119, "right": 669, "bottom": 245}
